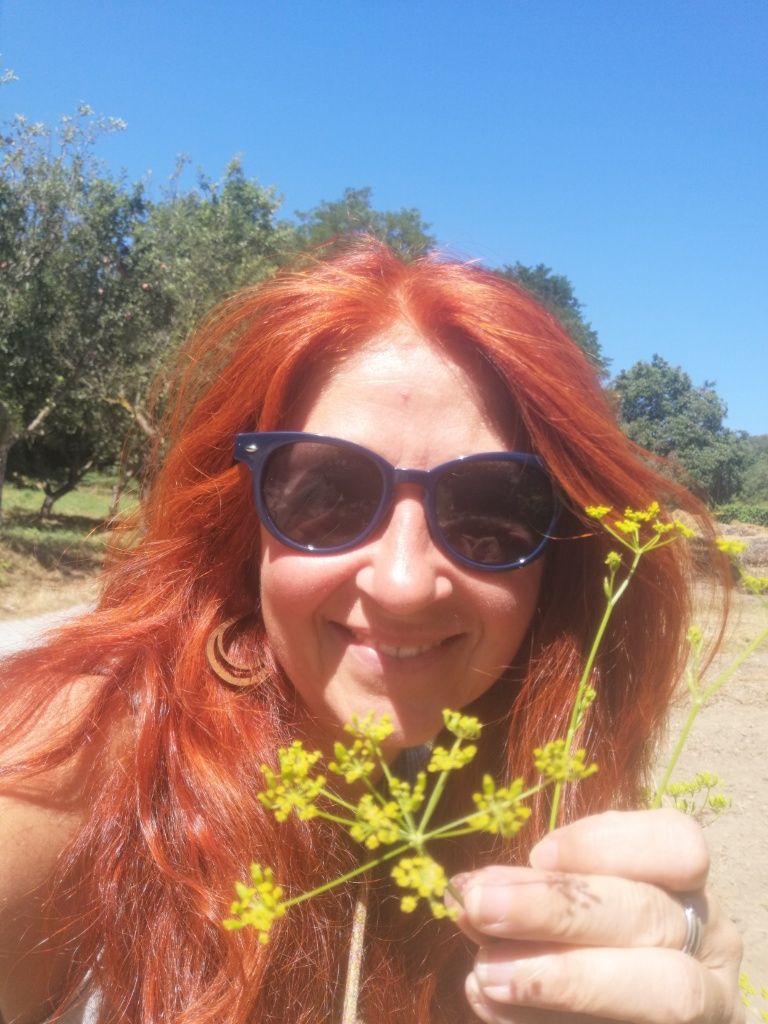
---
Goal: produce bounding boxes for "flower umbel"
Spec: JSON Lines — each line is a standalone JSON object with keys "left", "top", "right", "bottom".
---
{"left": 469, "top": 774, "right": 532, "bottom": 837}
{"left": 391, "top": 855, "right": 455, "bottom": 919}
{"left": 223, "top": 864, "right": 285, "bottom": 943}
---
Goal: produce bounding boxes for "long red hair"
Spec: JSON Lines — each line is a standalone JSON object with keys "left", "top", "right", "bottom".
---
{"left": 1, "top": 240, "right": 727, "bottom": 1022}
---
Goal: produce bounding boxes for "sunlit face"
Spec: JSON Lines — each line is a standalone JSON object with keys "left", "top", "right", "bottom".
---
{"left": 259, "top": 325, "right": 544, "bottom": 753}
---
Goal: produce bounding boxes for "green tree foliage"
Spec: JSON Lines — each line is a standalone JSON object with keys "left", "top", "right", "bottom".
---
{"left": 142, "top": 157, "right": 292, "bottom": 345}
{"left": 293, "top": 186, "right": 435, "bottom": 259}
{"left": 496, "top": 263, "right": 608, "bottom": 376}
{"left": 0, "top": 106, "right": 174, "bottom": 516}
{"left": 611, "top": 355, "right": 748, "bottom": 505}
{"left": 738, "top": 434, "right": 768, "bottom": 504}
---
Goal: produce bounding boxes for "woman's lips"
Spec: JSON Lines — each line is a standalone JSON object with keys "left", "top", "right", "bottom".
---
{"left": 333, "top": 624, "right": 460, "bottom": 661}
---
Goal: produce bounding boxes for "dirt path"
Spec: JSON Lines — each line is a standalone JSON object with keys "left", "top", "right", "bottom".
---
{"left": 1, "top": 577, "right": 766, "bottom": 985}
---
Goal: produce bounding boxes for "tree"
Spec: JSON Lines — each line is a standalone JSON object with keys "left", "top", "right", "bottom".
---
{"left": 0, "top": 106, "right": 174, "bottom": 516}
{"left": 496, "top": 263, "right": 608, "bottom": 376}
{"left": 293, "top": 186, "right": 435, "bottom": 259}
{"left": 611, "top": 355, "right": 748, "bottom": 505}
{"left": 738, "top": 435, "right": 768, "bottom": 504}
{"left": 142, "top": 157, "right": 292, "bottom": 344}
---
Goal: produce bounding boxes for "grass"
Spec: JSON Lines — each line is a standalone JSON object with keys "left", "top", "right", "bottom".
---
{"left": 0, "top": 474, "right": 136, "bottom": 574}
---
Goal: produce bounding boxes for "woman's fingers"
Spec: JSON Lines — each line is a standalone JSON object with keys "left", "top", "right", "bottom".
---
{"left": 528, "top": 809, "right": 709, "bottom": 892}
{"left": 455, "top": 866, "right": 705, "bottom": 952}
{"left": 454, "top": 810, "right": 744, "bottom": 1024}
{"left": 465, "top": 943, "right": 741, "bottom": 1024}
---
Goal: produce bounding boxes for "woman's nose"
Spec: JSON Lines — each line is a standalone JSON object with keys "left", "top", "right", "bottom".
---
{"left": 354, "top": 488, "right": 454, "bottom": 612}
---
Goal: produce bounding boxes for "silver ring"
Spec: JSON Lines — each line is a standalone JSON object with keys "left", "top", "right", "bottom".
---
{"left": 680, "top": 899, "right": 704, "bottom": 957}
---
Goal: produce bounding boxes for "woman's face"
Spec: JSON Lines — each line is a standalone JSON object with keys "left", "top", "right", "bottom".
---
{"left": 259, "top": 325, "right": 544, "bottom": 752}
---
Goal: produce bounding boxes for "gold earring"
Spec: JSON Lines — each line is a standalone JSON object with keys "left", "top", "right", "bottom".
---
{"left": 205, "top": 617, "right": 267, "bottom": 688}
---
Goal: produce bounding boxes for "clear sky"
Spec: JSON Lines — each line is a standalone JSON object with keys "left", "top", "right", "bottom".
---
{"left": 2, "top": 0, "right": 766, "bottom": 434}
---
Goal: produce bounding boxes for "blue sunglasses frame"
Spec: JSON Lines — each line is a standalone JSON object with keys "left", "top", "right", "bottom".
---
{"left": 234, "top": 431, "right": 559, "bottom": 572}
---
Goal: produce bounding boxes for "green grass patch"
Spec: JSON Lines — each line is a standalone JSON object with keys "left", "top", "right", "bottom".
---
{"left": 0, "top": 475, "right": 137, "bottom": 572}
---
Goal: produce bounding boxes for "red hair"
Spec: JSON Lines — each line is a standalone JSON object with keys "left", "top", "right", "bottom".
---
{"left": 1, "top": 240, "right": 728, "bottom": 1022}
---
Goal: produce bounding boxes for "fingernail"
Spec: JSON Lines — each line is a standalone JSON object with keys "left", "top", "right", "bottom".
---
{"left": 474, "top": 949, "right": 512, "bottom": 987}
{"left": 449, "top": 872, "right": 471, "bottom": 895}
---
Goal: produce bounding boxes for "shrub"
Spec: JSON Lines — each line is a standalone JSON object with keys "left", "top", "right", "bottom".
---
{"left": 714, "top": 502, "right": 768, "bottom": 527}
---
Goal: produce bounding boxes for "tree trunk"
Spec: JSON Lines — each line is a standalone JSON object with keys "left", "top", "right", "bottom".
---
{"left": 40, "top": 459, "right": 94, "bottom": 518}
{"left": 0, "top": 441, "right": 10, "bottom": 524}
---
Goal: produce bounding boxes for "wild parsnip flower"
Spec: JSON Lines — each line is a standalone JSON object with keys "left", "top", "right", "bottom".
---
{"left": 687, "top": 625, "right": 703, "bottom": 646}
{"left": 738, "top": 972, "right": 768, "bottom": 1021}
{"left": 605, "top": 551, "right": 623, "bottom": 571}
{"left": 672, "top": 519, "right": 696, "bottom": 539}
{"left": 329, "top": 738, "right": 376, "bottom": 784}
{"left": 391, "top": 855, "right": 455, "bottom": 919}
{"left": 585, "top": 505, "right": 612, "bottom": 519}
{"left": 742, "top": 573, "right": 768, "bottom": 595}
{"left": 534, "top": 739, "right": 598, "bottom": 783}
{"left": 623, "top": 502, "right": 660, "bottom": 523}
{"left": 223, "top": 864, "right": 285, "bottom": 943}
{"left": 349, "top": 795, "right": 401, "bottom": 849}
{"left": 259, "top": 741, "right": 326, "bottom": 821}
{"left": 716, "top": 538, "right": 748, "bottom": 557}
{"left": 469, "top": 774, "right": 532, "bottom": 837}
{"left": 442, "top": 709, "right": 482, "bottom": 740}
{"left": 389, "top": 772, "right": 427, "bottom": 814}
{"left": 344, "top": 711, "right": 395, "bottom": 744}
{"left": 663, "top": 772, "right": 731, "bottom": 822}
{"left": 427, "top": 743, "right": 477, "bottom": 772}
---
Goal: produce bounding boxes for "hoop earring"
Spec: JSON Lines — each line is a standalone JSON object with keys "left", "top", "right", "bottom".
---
{"left": 205, "top": 618, "right": 267, "bottom": 688}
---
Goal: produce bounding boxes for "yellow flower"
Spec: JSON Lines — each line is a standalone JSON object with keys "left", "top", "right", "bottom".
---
{"left": 344, "top": 711, "right": 395, "bottom": 744}
{"left": 389, "top": 772, "right": 427, "bottom": 814}
{"left": 328, "top": 738, "right": 376, "bottom": 783}
{"left": 442, "top": 709, "right": 482, "bottom": 740}
{"left": 259, "top": 742, "right": 326, "bottom": 821}
{"left": 716, "top": 537, "right": 747, "bottom": 557}
{"left": 427, "top": 743, "right": 477, "bottom": 772}
{"left": 349, "top": 795, "right": 401, "bottom": 849}
{"left": 223, "top": 864, "right": 286, "bottom": 943}
{"left": 469, "top": 774, "right": 532, "bottom": 837}
{"left": 585, "top": 505, "right": 611, "bottom": 520}
{"left": 533, "top": 740, "right": 598, "bottom": 783}
{"left": 672, "top": 519, "right": 695, "bottom": 539}
{"left": 391, "top": 855, "right": 455, "bottom": 920}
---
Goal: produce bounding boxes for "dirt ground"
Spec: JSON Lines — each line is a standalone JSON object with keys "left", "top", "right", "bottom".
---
{"left": 1, "top": 558, "right": 766, "bottom": 986}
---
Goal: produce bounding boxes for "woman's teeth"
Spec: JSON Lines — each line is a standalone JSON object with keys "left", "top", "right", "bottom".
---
{"left": 376, "top": 641, "right": 439, "bottom": 659}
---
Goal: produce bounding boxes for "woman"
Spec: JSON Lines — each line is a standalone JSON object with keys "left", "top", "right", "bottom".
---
{"left": 0, "top": 240, "right": 743, "bottom": 1023}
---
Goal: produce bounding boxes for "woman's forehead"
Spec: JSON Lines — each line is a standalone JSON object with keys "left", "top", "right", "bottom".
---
{"left": 286, "top": 324, "right": 522, "bottom": 443}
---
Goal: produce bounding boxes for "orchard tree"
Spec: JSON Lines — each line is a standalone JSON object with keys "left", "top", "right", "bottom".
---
{"left": 612, "top": 354, "right": 748, "bottom": 505}
{"left": 0, "top": 106, "right": 174, "bottom": 516}
{"left": 496, "top": 263, "right": 608, "bottom": 376}
{"left": 739, "top": 435, "right": 768, "bottom": 504}
{"left": 293, "top": 186, "right": 435, "bottom": 259}
{"left": 142, "top": 157, "right": 292, "bottom": 344}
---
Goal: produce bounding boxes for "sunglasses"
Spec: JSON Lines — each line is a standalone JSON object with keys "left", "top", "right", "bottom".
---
{"left": 234, "top": 432, "right": 559, "bottom": 572}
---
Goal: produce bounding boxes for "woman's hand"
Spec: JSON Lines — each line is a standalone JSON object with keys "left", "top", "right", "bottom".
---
{"left": 453, "top": 809, "right": 744, "bottom": 1024}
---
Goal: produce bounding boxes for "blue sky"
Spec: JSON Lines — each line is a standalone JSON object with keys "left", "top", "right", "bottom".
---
{"left": 2, "top": 0, "right": 766, "bottom": 433}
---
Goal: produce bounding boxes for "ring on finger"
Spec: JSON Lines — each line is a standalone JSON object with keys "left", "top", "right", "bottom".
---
{"left": 680, "top": 897, "right": 704, "bottom": 957}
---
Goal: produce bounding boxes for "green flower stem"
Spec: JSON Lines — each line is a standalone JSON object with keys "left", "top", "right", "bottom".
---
{"left": 423, "top": 780, "right": 550, "bottom": 842}
{"left": 651, "top": 622, "right": 768, "bottom": 808}
{"left": 377, "top": 746, "right": 419, "bottom": 834}
{"left": 416, "top": 738, "right": 465, "bottom": 836}
{"left": 548, "top": 546, "right": 643, "bottom": 831}
{"left": 281, "top": 842, "right": 412, "bottom": 911}
{"left": 318, "top": 788, "right": 361, "bottom": 816}
{"left": 312, "top": 809, "right": 358, "bottom": 828}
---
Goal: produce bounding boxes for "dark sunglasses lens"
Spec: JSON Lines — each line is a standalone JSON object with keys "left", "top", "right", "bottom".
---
{"left": 262, "top": 441, "right": 384, "bottom": 549}
{"left": 435, "top": 459, "right": 555, "bottom": 566}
